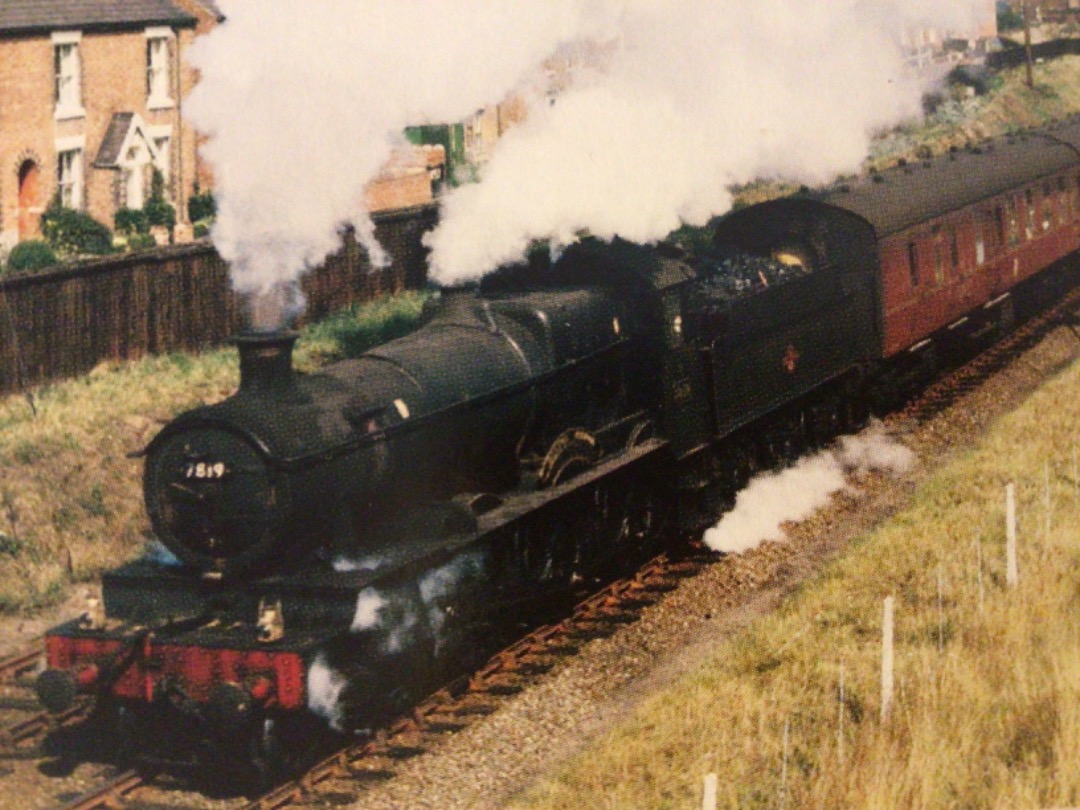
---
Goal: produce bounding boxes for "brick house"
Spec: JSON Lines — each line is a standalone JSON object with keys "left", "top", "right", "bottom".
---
{"left": 0, "top": 0, "right": 199, "bottom": 254}
{"left": 902, "top": 1, "right": 998, "bottom": 56}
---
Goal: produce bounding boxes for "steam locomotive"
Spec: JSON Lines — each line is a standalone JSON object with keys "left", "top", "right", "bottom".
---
{"left": 36, "top": 119, "right": 1080, "bottom": 782}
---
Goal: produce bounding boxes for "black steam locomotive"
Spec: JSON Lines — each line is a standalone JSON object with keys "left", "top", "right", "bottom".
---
{"left": 37, "top": 120, "right": 1080, "bottom": 780}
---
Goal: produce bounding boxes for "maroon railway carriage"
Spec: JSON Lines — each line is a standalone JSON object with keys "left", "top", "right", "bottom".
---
{"left": 822, "top": 119, "right": 1080, "bottom": 358}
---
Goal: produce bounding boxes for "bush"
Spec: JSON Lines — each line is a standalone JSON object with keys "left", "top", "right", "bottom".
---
{"left": 144, "top": 169, "right": 176, "bottom": 230}
{"left": 127, "top": 233, "right": 157, "bottom": 251}
{"left": 188, "top": 189, "right": 216, "bottom": 223}
{"left": 114, "top": 207, "right": 149, "bottom": 236}
{"left": 998, "top": 3, "right": 1025, "bottom": 32}
{"left": 145, "top": 197, "right": 176, "bottom": 230}
{"left": 5, "top": 240, "right": 58, "bottom": 273}
{"left": 41, "top": 204, "right": 114, "bottom": 257}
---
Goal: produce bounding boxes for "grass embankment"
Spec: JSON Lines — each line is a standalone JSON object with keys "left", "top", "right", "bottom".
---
{"left": 511, "top": 358, "right": 1080, "bottom": 809}
{"left": 0, "top": 290, "right": 431, "bottom": 613}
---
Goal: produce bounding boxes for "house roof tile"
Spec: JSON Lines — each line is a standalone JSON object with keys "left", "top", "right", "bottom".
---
{"left": 0, "top": 0, "right": 196, "bottom": 36}
{"left": 94, "top": 112, "right": 134, "bottom": 168}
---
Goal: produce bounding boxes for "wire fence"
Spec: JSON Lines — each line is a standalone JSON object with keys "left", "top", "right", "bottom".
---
{"left": 0, "top": 205, "right": 437, "bottom": 395}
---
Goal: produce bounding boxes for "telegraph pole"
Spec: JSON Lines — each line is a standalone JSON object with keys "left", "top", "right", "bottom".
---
{"left": 1023, "top": 0, "right": 1035, "bottom": 89}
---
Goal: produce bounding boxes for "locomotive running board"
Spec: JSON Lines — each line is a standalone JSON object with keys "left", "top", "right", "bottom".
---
{"left": 474, "top": 437, "right": 669, "bottom": 535}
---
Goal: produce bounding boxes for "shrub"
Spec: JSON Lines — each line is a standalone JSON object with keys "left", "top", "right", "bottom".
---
{"left": 997, "top": 3, "right": 1025, "bottom": 32}
{"left": 188, "top": 189, "right": 216, "bottom": 223}
{"left": 5, "top": 240, "right": 58, "bottom": 273}
{"left": 114, "top": 207, "right": 149, "bottom": 236}
{"left": 41, "top": 204, "right": 114, "bottom": 257}
{"left": 145, "top": 170, "right": 176, "bottom": 230}
{"left": 127, "top": 233, "right": 157, "bottom": 251}
{"left": 145, "top": 197, "right": 176, "bottom": 230}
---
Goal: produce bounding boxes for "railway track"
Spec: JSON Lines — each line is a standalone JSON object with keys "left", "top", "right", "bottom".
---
{"left": 40, "top": 289, "right": 1080, "bottom": 810}
{"left": 0, "top": 641, "right": 43, "bottom": 685}
{"left": 243, "top": 551, "right": 707, "bottom": 810}
{"left": 53, "top": 551, "right": 710, "bottom": 810}
{"left": 0, "top": 641, "right": 99, "bottom": 758}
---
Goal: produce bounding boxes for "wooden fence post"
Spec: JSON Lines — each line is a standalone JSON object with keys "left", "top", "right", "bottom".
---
{"left": 838, "top": 663, "right": 845, "bottom": 763}
{"left": 702, "top": 773, "right": 718, "bottom": 810}
{"left": 881, "top": 596, "right": 895, "bottom": 722}
{"left": 1006, "top": 483, "right": 1019, "bottom": 587}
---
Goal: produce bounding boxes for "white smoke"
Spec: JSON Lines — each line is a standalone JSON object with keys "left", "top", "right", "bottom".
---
{"left": 307, "top": 653, "right": 349, "bottom": 731}
{"left": 427, "top": 0, "right": 987, "bottom": 282}
{"left": 187, "top": 1, "right": 987, "bottom": 309}
{"left": 418, "top": 550, "right": 484, "bottom": 649}
{"left": 703, "top": 421, "right": 915, "bottom": 554}
{"left": 185, "top": 1, "right": 615, "bottom": 326}
{"left": 351, "top": 589, "right": 386, "bottom": 632}
{"left": 333, "top": 554, "right": 386, "bottom": 574}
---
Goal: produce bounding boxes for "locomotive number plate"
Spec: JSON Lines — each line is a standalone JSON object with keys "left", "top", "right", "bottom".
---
{"left": 184, "top": 461, "right": 228, "bottom": 480}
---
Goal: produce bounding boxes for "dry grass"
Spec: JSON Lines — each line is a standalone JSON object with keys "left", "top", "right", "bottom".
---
{"left": 509, "top": 357, "right": 1080, "bottom": 810}
{"left": 0, "top": 290, "right": 430, "bottom": 614}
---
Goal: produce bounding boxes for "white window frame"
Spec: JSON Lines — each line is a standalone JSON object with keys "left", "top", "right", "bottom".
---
{"left": 56, "top": 135, "right": 86, "bottom": 210}
{"left": 148, "top": 125, "right": 173, "bottom": 199}
{"left": 146, "top": 27, "right": 175, "bottom": 110}
{"left": 52, "top": 31, "right": 85, "bottom": 121}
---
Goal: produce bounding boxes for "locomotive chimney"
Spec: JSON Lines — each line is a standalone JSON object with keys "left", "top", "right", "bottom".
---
{"left": 232, "top": 330, "right": 300, "bottom": 395}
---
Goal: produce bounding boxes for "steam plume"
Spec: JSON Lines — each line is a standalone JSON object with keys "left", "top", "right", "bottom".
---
{"left": 428, "top": 0, "right": 984, "bottom": 282}
{"left": 187, "top": 1, "right": 985, "bottom": 314}
{"left": 185, "top": 0, "right": 613, "bottom": 327}
{"left": 703, "top": 421, "right": 915, "bottom": 554}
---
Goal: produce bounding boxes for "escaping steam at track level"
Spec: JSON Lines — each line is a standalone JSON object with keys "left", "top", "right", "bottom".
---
{"left": 186, "top": 0, "right": 982, "bottom": 326}
{"left": 703, "top": 422, "right": 915, "bottom": 554}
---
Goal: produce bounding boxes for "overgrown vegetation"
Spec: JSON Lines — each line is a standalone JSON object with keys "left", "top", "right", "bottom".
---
{"left": 4, "top": 240, "right": 58, "bottom": 274}
{"left": 998, "top": 1, "right": 1025, "bottom": 33}
{"left": 113, "top": 207, "right": 150, "bottom": 238}
{"left": 144, "top": 169, "right": 176, "bottom": 231}
{"left": 302, "top": 289, "right": 435, "bottom": 361}
{"left": 511, "top": 357, "right": 1080, "bottom": 809}
{"left": 41, "top": 201, "right": 114, "bottom": 258}
{"left": 113, "top": 171, "right": 177, "bottom": 251}
{"left": 187, "top": 186, "right": 216, "bottom": 224}
{"left": 0, "top": 289, "right": 431, "bottom": 613}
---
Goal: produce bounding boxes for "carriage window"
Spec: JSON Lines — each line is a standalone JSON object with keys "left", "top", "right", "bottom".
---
{"left": 949, "top": 226, "right": 960, "bottom": 270}
{"left": 907, "top": 241, "right": 919, "bottom": 287}
{"left": 1059, "top": 177, "right": 1069, "bottom": 224}
{"left": 995, "top": 205, "right": 1006, "bottom": 247}
{"left": 1042, "top": 183, "right": 1052, "bottom": 231}
{"left": 932, "top": 226, "right": 946, "bottom": 284}
{"left": 975, "top": 213, "right": 987, "bottom": 266}
{"left": 1007, "top": 198, "right": 1020, "bottom": 245}
{"left": 1025, "top": 189, "right": 1036, "bottom": 239}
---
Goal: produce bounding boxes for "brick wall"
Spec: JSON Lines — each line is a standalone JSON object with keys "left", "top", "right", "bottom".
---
{"left": 0, "top": 37, "right": 56, "bottom": 247}
{"left": 0, "top": 22, "right": 198, "bottom": 254}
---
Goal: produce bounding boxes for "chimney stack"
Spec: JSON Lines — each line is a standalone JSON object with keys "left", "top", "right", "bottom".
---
{"left": 232, "top": 330, "right": 299, "bottom": 395}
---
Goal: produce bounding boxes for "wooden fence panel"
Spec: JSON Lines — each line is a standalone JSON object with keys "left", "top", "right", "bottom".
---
{"left": 0, "top": 204, "right": 436, "bottom": 394}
